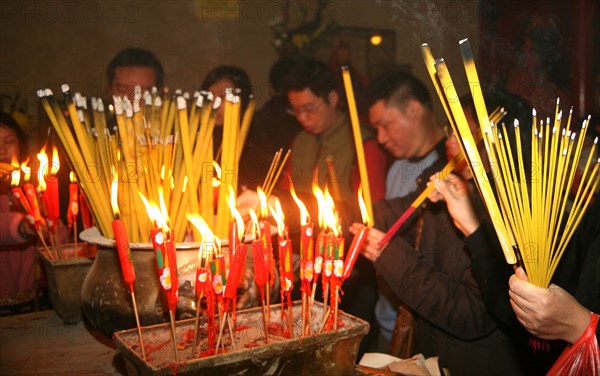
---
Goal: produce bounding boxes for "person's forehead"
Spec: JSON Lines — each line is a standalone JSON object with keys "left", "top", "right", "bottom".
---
{"left": 114, "top": 66, "right": 156, "bottom": 82}
{"left": 287, "top": 88, "right": 320, "bottom": 106}
{"left": 370, "top": 101, "right": 404, "bottom": 122}
{"left": 0, "top": 125, "right": 17, "bottom": 137}
{"left": 208, "top": 79, "right": 234, "bottom": 97}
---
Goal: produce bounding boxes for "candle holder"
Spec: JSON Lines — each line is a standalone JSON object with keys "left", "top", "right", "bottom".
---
{"left": 80, "top": 227, "right": 200, "bottom": 338}
{"left": 37, "top": 242, "right": 96, "bottom": 324}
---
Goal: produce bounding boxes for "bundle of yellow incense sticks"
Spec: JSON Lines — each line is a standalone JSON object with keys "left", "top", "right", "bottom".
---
{"left": 38, "top": 85, "right": 252, "bottom": 243}
{"left": 422, "top": 40, "right": 599, "bottom": 287}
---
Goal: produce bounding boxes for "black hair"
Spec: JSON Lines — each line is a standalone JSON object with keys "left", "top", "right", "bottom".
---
{"left": 282, "top": 59, "right": 340, "bottom": 104}
{"left": 107, "top": 47, "right": 164, "bottom": 89}
{"left": 461, "top": 87, "right": 533, "bottom": 179}
{"left": 366, "top": 70, "right": 432, "bottom": 111}
{"left": 269, "top": 58, "right": 297, "bottom": 96}
{"left": 0, "top": 112, "right": 28, "bottom": 160}
{"left": 201, "top": 65, "right": 253, "bottom": 113}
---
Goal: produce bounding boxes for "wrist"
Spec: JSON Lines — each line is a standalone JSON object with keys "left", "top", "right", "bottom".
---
{"left": 565, "top": 308, "right": 592, "bottom": 344}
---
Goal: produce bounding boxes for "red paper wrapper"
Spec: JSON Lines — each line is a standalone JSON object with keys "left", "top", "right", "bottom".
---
{"left": 112, "top": 219, "right": 136, "bottom": 288}
{"left": 251, "top": 240, "right": 268, "bottom": 287}
{"left": 225, "top": 243, "right": 247, "bottom": 299}
{"left": 23, "top": 183, "right": 43, "bottom": 225}
{"left": 165, "top": 238, "right": 179, "bottom": 313}
{"left": 68, "top": 183, "right": 79, "bottom": 224}
{"left": 342, "top": 227, "right": 369, "bottom": 281}
{"left": 45, "top": 175, "right": 60, "bottom": 225}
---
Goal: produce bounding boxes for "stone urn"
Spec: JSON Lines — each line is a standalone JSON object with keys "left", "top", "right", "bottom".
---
{"left": 80, "top": 227, "right": 201, "bottom": 338}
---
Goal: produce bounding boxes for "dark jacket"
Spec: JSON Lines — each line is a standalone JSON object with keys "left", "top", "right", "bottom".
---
{"left": 373, "top": 184, "right": 526, "bottom": 375}
{"left": 466, "top": 198, "right": 600, "bottom": 374}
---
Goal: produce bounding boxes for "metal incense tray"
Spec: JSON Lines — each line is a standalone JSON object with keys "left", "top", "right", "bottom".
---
{"left": 113, "top": 301, "right": 369, "bottom": 376}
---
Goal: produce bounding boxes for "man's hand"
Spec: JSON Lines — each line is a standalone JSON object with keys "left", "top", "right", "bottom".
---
{"left": 509, "top": 267, "right": 591, "bottom": 344}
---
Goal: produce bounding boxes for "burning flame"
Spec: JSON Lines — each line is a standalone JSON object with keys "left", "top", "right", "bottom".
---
{"left": 312, "top": 183, "right": 326, "bottom": 229}
{"left": 290, "top": 181, "right": 309, "bottom": 225}
{"left": 187, "top": 213, "right": 221, "bottom": 260}
{"left": 227, "top": 184, "right": 244, "bottom": 239}
{"left": 11, "top": 156, "right": 20, "bottom": 186}
{"left": 322, "top": 188, "right": 341, "bottom": 236}
{"left": 248, "top": 209, "right": 261, "bottom": 238}
{"left": 69, "top": 171, "right": 77, "bottom": 183}
{"left": 158, "top": 186, "right": 170, "bottom": 228}
{"left": 21, "top": 160, "right": 31, "bottom": 182}
{"left": 37, "top": 147, "right": 48, "bottom": 191}
{"left": 257, "top": 186, "right": 268, "bottom": 218}
{"left": 138, "top": 191, "right": 167, "bottom": 230}
{"left": 110, "top": 169, "right": 120, "bottom": 217}
{"left": 50, "top": 146, "right": 60, "bottom": 175}
{"left": 270, "top": 198, "right": 286, "bottom": 235}
{"left": 358, "top": 185, "right": 371, "bottom": 226}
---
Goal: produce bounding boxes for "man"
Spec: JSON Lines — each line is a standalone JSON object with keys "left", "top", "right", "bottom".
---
{"left": 283, "top": 59, "right": 386, "bottom": 213}
{"left": 365, "top": 70, "right": 447, "bottom": 354}
{"left": 107, "top": 47, "right": 164, "bottom": 99}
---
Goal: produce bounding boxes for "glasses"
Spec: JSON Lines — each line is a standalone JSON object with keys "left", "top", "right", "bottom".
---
{"left": 287, "top": 99, "right": 324, "bottom": 117}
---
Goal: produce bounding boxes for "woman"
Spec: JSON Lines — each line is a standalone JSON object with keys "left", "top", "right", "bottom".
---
{"left": 0, "top": 112, "right": 37, "bottom": 312}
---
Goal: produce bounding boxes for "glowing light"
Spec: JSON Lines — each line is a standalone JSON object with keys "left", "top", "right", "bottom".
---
{"left": 370, "top": 34, "right": 382, "bottom": 46}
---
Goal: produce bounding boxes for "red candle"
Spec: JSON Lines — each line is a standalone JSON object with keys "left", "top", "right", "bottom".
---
{"left": 300, "top": 223, "right": 314, "bottom": 287}
{"left": 278, "top": 228, "right": 293, "bottom": 292}
{"left": 342, "top": 227, "right": 369, "bottom": 281}
{"left": 224, "top": 243, "right": 246, "bottom": 300}
{"left": 112, "top": 218, "right": 136, "bottom": 289}
{"left": 23, "top": 183, "right": 43, "bottom": 227}
{"left": 251, "top": 240, "right": 268, "bottom": 289}
{"left": 165, "top": 235, "right": 179, "bottom": 313}
{"left": 79, "top": 193, "right": 92, "bottom": 229}
{"left": 110, "top": 178, "right": 135, "bottom": 290}
{"left": 68, "top": 173, "right": 79, "bottom": 226}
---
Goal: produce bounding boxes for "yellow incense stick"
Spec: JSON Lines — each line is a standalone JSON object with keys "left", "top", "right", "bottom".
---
{"left": 341, "top": 67, "right": 374, "bottom": 223}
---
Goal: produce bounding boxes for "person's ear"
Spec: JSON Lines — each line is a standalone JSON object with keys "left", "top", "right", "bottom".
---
{"left": 405, "top": 100, "right": 423, "bottom": 119}
{"left": 327, "top": 90, "right": 339, "bottom": 107}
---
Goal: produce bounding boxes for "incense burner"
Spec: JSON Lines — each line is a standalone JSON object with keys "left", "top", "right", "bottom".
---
{"left": 80, "top": 227, "right": 200, "bottom": 338}
{"left": 114, "top": 301, "right": 368, "bottom": 376}
{"left": 38, "top": 243, "right": 95, "bottom": 323}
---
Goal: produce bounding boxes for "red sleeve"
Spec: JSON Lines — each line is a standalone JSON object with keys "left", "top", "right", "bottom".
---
{"left": 352, "top": 138, "right": 387, "bottom": 201}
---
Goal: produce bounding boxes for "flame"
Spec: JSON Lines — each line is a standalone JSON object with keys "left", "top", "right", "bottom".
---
{"left": 182, "top": 175, "right": 188, "bottom": 192}
{"left": 139, "top": 191, "right": 166, "bottom": 229}
{"left": 257, "top": 186, "right": 268, "bottom": 218}
{"left": 69, "top": 171, "right": 77, "bottom": 183}
{"left": 227, "top": 184, "right": 244, "bottom": 239}
{"left": 212, "top": 161, "right": 221, "bottom": 187}
{"left": 50, "top": 146, "right": 60, "bottom": 175}
{"left": 323, "top": 188, "right": 341, "bottom": 236}
{"left": 37, "top": 146, "right": 49, "bottom": 191}
{"left": 21, "top": 160, "right": 31, "bottom": 182}
{"left": 358, "top": 185, "right": 371, "bottom": 226}
{"left": 11, "top": 156, "right": 20, "bottom": 186}
{"left": 249, "top": 209, "right": 261, "bottom": 238}
{"left": 289, "top": 180, "right": 309, "bottom": 225}
{"left": 312, "top": 183, "right": 326, "bottom": 229}
{"left": 270, "top": 198, "right": 285, "bottom": 235}
{"left": 158, "top": 186, "right": 170, "bottom": 229}
{"left": 110, "top": 169, "right": 120, "bottom": 217}
{"left": 187, "top": 213, "right": 221, "bottom": 260}
{"left": 161, "top": 164, "right": 166, "bottom": 181}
